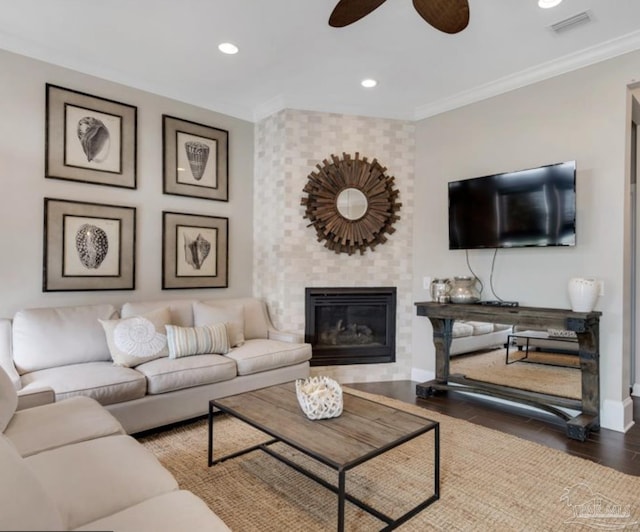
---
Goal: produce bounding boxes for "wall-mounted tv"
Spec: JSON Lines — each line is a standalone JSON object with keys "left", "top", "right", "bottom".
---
{"left": 448, "top": 161, "right": 576, "bottom": 250}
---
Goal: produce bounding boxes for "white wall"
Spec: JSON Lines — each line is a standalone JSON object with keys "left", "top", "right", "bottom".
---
{"left": 0, "top": 49, "right": 255, "bottom": 318}
{"left": 412, "top": 49, "right": 640, "bottom": 431}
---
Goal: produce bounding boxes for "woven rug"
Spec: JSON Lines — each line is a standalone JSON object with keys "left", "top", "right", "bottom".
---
{"left": 450, "top": 348, "right": 581, "bottom": 400}
{"left": 139, "top": 388, "right": 640, "bottom": 531}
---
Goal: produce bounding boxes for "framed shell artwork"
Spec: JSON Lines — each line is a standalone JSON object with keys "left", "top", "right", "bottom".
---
{"left": 162, "top": 211, "right": 228, "bottom": 289}
{"left": 162, "top": 115, "right": 229, "bottom": 201}
{"left": 45, "top": 84, "right": 137, "bottom": 189}
{"left": 43, "top": 198, "right": 136, "bottom": 291}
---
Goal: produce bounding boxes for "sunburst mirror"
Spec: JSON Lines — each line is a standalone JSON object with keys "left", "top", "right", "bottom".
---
{"left": 301, "top": 152, "right": 401, "bottom": 255}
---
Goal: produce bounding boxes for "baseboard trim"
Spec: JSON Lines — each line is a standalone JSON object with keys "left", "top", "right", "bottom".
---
{"left": 601, "top": 397, "right": 635, "bottom": 433}
{"left": 411, "top": 368, "right": 435, "bottom": 383}
{"left": 632, "top": 383, "right": 640, "bottom": 397}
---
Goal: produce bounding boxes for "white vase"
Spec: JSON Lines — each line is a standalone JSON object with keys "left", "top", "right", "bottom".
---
{"left": 568, "top": 278, "right": 600, "bottom": 312}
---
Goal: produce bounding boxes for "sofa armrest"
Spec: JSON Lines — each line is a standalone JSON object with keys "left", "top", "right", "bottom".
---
{"left": 0, "top": 318, "right": 21, "bottom": 390}
{"left": 267, "top": 329, "right": 305, "bottom": 344}
{"left": 16, "top": 387, "right": 55, "bottom": 410}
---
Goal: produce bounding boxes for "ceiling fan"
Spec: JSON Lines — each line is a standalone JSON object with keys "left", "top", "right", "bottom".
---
{"left": 329, "top": 0, "right": 470, "bottom": 34}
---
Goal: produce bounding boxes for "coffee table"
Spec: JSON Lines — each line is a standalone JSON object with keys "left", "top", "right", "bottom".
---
{"left": 208, "top": 382, "right": 439, "bottom": 531}
{"left": 506, "top": 330, "right": 579, "bottom": 366}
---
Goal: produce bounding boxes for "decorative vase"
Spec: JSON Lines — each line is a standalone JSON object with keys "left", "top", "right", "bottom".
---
{"left": 568, "top": 278, "right": 600, "bottom": 312}
{"left": 449, "top": 276, "right": 481, "bottom": 304}
{"left": 430, "top": 278, "right": 451, "bottom": 303}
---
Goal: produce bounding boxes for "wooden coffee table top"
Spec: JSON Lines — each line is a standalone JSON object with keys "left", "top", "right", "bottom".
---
{"left": 211, "top": 382, "right": 437, "bottom": 470}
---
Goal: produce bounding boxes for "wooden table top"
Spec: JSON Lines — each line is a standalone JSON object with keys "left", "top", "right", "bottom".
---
{"left": 211, "top": 382, "right": 437, "bottom": 470}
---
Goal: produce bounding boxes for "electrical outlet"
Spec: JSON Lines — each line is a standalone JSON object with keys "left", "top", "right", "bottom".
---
{"left": 423, "top": 276, "right": 432, "bottom": 290}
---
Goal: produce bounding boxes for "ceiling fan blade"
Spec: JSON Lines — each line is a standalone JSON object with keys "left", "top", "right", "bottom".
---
{"left": 412, "top": 0, "right": 470, "bottom": 34}
{"left": 329, "top": 0, "right": 387, "bottom": 27}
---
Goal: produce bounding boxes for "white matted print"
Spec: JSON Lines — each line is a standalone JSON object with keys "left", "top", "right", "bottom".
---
{"left": 64, "top": 105, "right": 122, "bottom": 173}
{"left": 162, "top": 211, "right": 228, "bottom": 289}
{"left": 63, "top": 215, "right": 121, "bottom": 276}
{"left": 176, "top": 225, "right": 218, "bottom": 277}
{"left": 176, "top": 132, "right": 218, "bottom": 188}
{"left": 44, "top": 198, "right": 136, "bottom": 292}
{"left": 46, "top": 84, "right": 137, "bottom": 189}
{"left": 163, "top": 115, "right": 228, "bottom": 201}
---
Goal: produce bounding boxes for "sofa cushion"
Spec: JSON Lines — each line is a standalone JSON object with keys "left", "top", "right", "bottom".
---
{"left": 75, "top": 490, "right": 231, "bottom": 532}
{"left": 19, "top": 362, "right": 146, "bottom": 405}
{"left": 201, "top": 297, "right": 270, "bottom": 340}
{"left": 135, "top": 354, "right": 237, "bottom": 394}
{"left": 467, "top": 321, "right": 494, "bottom": 335}
{"left": 0, "top": 367, "right": 17, "bottom": 432}
{"left": 121, "top": 299, "right": 194, "bottom": 327}
{"left": 165, "top": 323, "right": 230, "bottom": 358}
{"left": 100, "top": 307, "right": 171, "bottom": 367}
{"left": 26, "top": 434, "right": 178, "bottom": 530}
{"left": 194, "top": 301, "right": 245, "bottom": 347}
{"left": 4, "top": 396, "right": 125, "bottom": 457}
{"left": 0, "top": 434, "right": 65, "bottom": 531}
{"left": 452, "top": 321, "right": 474, "bottom": 338}
{"left": 493, "top": 323, "right": 512, "bottom": 332}
{"left": 225, "top": 339, "right": 312, "bottom": 376}
{"left": 12, "top": 304, "right": 117, "bottom": 373}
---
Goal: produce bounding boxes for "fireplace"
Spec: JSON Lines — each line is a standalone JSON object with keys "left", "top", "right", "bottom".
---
{"left": 304, "top": 287, "right": 396, "bottom": 366}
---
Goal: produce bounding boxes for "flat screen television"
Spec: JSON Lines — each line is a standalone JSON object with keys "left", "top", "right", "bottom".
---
{"left": 448, "top": 161, "right": 576, "bottom": 250}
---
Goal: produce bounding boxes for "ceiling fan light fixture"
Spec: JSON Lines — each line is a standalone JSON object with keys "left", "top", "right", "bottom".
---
{"left": 538, "top": 0, "right": 562, "bottom": 8}
{"left": 218, "top": 42, "right": 239, "bottom": 55}
{"left": 361, "top": 78, "right": 378, "bottom": 88}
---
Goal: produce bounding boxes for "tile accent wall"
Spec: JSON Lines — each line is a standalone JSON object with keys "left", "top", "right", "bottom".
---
{"left": 254, "top": 109, "right": 416, "bottom": 383}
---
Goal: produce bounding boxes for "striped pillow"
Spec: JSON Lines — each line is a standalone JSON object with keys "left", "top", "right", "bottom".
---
{"left": 165, "top": 323, "right": 230, "bottom": 359}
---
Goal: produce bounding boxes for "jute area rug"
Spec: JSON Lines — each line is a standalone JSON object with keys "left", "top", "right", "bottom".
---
{"left": 139, "top": 388, "right": 640, "bottom": 531}
{"left": 450, "top": 348, "right": 581, "bottom": 400}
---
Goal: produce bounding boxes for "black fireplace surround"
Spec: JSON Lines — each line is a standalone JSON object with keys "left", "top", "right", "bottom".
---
{"left": 304, "top": 287, "right": 396, "bottom": 366}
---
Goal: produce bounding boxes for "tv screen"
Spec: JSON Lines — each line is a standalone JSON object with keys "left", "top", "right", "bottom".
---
{"left": 448, "top": 161, "right": 576, "bottom": 250}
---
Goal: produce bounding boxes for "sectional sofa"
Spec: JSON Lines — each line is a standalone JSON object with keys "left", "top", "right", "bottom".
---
{"left": 0, "top": 297, "right": 311, "bottom": 433}
{"left": 0, "top": 366, "right": 230, "bottom": 531}
{"left": 450, "top": 320, "right": 512, "bottom": 356}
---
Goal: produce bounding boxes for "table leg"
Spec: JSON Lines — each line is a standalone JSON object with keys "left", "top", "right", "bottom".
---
{"left": 338, "top": 469, "right": 346, "bottom": 532}
{"left": 208, "top": 402, "right": 214, "bottom": 466}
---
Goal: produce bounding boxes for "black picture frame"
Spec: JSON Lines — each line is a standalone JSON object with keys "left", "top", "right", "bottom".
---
{"left": 45, "top": 84, "right": 137, "bottom": 189}
{"left": 162, "top": 211, "right": 228, "bottom": 289}
{"left": 162, "top": 115, "right": 229, "bottom": 201}
{"left": 43, "top": 198, "right": 136, "bottom": 291}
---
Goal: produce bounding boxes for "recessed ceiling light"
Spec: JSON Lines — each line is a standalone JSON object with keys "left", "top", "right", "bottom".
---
{"left": 361, "top": 78, "right": 377, "bottom": 88}
{"left": 218, "top": 42, "right": 239, "bottom": 55}
{"left": 538, "top": 0, "right": 562, "bottom": 8}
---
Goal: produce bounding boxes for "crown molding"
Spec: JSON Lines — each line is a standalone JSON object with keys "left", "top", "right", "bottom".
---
{"left": 253, "top": 95, "right": 287, "bottom": 122}
{"left": 413, "top": 29, "right": 640, "bottom": 121}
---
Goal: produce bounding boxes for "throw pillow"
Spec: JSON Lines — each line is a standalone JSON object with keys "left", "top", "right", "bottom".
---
{"left": 165, "top": 323, "right": 230, "bottom": 359}
{"left": 100, "top": 307, "right": 171, "bottom": 368}
{"left": 547, "top": 328, "right": 578, "bottom": 339}
{"left": 193, "top": 302, "right": 245, "bottom": 347}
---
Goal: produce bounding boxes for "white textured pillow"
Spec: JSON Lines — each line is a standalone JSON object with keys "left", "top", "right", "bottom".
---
{"left": 193, "top": 302, "right": 245, "bottom": 347}
{"left": 165, "top": 323, "right": 230, "bottom": 359}
{"left": 100, "top": 307, "right": 171, "bottom": 368}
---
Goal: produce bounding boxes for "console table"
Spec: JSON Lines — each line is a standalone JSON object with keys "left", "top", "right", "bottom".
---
{"left": 414, "top": 302, "right": 601, "bottom": 441}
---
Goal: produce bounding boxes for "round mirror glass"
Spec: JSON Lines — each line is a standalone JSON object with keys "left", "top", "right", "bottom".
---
{"left": 336, "top": 188, "right": 368, "bottom": 220}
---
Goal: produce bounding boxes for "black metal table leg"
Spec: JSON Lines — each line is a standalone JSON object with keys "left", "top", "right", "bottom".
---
{"left": 338, "top": 469, "right": 346, "bottom": 532}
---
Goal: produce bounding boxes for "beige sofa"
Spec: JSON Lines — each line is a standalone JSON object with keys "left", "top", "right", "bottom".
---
{"left": 450, "top": 320, "right": 512, "bottom": 356}
{"left": 0, "top": 367, "right": 229, "bottom": 531}
{"left": 0, "top": 297, "right": 311, "bottom": 434}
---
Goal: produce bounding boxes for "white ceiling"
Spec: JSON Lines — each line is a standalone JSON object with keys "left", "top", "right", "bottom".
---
{"left": 1, "top": 0, "right": 640, "bottom": 122}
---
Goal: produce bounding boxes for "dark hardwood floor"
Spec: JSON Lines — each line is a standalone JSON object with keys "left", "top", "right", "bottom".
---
{"left": 349, "top": 380, "right": 640, "bottom": 476}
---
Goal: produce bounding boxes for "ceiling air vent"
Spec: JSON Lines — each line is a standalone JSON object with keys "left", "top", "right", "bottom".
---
{"left": 550, "top": 11, "right": 592, "bottom": 33}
